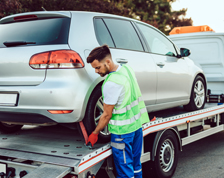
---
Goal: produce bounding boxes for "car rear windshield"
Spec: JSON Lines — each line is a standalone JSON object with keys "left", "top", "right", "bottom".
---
{"left": 0, "top": 18, "right": 70, "bottom": 48}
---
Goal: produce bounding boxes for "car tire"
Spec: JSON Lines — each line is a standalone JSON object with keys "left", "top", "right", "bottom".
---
{"left": 82, "top": 86, "right": 111, "bottom": 143}
{"left": 0, "top": 122, "right": 23, "bottom": 133}
{"left": 143, "top": 130, "right": 179, "bottom": 178}
{"left": 184, "top": 75, "right": 206, "bottom": 111}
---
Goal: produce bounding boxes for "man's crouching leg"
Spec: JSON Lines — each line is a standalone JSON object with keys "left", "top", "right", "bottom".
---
{"left": 111, "top": 132, "right": 135, "bottom": 178}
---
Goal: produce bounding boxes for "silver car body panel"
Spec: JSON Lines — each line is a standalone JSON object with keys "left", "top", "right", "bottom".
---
{"left": 152, "top": 54, "right": 190, "bottom": 104}
{"left": 0, "top": 11, "right": 206, "bottom": 124}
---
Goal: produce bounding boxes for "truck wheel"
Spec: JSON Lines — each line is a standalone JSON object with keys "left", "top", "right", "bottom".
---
{"left": 143, "top": 130, "right": 179, "bottom": 178}
{"left": 184, "top": 75, "right": 206, "bottom": 111}
{"left": 82, "top": 86, "right": 110, "bottom": 143}
{"left": 0, "top": 122, "right": 23, "bottom": 133}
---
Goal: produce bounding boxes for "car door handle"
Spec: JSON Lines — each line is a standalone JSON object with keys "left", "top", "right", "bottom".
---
{"left": 116, "top": 58, "right": 128, "bottom": 64}
{"left": 156, "top": 62, "right": 165, "bottom": 67}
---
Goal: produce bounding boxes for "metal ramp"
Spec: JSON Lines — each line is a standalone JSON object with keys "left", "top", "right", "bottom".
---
{"left": 0, "top": 125, "right": 111, "bottom": 177}
{"left": 23, "top": 164, "right": 72, "bottom": 178}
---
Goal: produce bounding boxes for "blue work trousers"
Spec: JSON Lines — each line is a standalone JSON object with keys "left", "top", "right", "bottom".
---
{"left": 111, "top": 127, "right": 143, "bottom": 178}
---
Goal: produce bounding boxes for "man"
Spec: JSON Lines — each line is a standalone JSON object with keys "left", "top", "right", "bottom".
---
{"left": 87, "top": 45, "right": 149, "bottom": 178}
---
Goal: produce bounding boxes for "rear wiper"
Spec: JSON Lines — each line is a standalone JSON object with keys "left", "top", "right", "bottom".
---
{"left": 3, "top": 41, "right": 36, "bottom": 47}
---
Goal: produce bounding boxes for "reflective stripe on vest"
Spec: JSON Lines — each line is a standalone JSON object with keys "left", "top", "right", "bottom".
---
{"left": 109, "top": 107, "right": 147, "bottom": 126}
{"left": 112, "top": 96, "right": 143, "bottom": 114}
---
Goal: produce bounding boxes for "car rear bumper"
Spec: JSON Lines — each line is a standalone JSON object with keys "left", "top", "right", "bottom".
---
{"left": 0, "top": 69, "right": 93, "bottom": 124}
{"left": 0, "top": 112, "right": 56, "bottom": 125}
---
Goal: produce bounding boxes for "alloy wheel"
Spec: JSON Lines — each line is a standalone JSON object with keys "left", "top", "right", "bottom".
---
{"left": 94, "top": 96, "right": 110, "bottom": 136}
{"left": 194, "top": 80, "right": 205, "bottom": 108}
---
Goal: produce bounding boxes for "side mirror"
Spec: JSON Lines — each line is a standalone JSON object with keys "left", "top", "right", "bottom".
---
{"left": 178, "top": 48, "right": 191, "bottom": 58}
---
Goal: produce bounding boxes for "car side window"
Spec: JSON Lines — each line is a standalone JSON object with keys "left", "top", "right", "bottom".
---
{"left": 94, "top": 18, "right": 115, "bottom": 47}
{"left": 103, "top": 18, "right": 144, "bottom": 51}
{"left": 137, "top": 23, "right": 177, "bottom": 56}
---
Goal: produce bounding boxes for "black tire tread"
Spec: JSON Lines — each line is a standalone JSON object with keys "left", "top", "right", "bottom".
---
{"left": 81, "top": 86, "right": 110, "bottom": 143}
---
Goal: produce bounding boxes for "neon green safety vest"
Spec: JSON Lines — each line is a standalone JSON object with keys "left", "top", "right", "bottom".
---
{"left": 102, "top": 64, "right": 150, "bottom": 135}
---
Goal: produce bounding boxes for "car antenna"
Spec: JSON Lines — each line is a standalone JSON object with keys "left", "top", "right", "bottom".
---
{"left": 42, "top": 7, "right": 47, "bottom": 11}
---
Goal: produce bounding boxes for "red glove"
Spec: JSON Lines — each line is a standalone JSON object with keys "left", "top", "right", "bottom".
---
{"left": 87, "top": 132, "right": 99, "bottom": 147}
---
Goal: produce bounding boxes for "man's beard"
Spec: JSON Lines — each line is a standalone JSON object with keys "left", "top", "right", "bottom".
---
{"left": 99, "top": 64, "right": 110, "bottom": 77}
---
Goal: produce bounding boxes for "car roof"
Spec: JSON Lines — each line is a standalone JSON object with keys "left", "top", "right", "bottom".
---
{"left": 0, "top": 10, "right": 157, "bottom": 30}
{"left": 70, "top": 11, "right": 156, "bottom": 28}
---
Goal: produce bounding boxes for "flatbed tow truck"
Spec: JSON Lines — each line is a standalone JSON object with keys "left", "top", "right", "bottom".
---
{"left": 0, "top": 102, "right": 224, "bottom": 178}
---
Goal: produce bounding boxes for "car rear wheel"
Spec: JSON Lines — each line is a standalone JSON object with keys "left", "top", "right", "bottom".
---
{"left": 82, "top": 86, "right": 111, "bottom": 143}
{"left": 0, "top": 122, "right": 23, "bottom": 133}
{"left": 184, "top": 75, "right": 206, "bottom": 111}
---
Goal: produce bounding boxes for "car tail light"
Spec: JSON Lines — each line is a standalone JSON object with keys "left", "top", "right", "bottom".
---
{"left": 29, "top": 50, "right": 84, "bottom": 69}
{"left": 48, "top": 110, "right": 73, "bottom": 114}
{"left": 14, "top": 15, "right": 38, "bottom": 21}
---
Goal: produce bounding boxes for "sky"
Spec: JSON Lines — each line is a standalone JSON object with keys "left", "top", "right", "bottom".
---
{"left": 171, "top": 0, "right": 224, "bottom": 32}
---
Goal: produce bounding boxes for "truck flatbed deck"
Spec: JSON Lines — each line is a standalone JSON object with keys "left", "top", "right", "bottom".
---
{"left": 0, "top": 103, "right": 224, "bottom": 178}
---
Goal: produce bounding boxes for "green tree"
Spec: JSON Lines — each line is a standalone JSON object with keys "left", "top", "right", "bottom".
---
{"left": 0, "top": 0, "right": 22, "bottom": 18}
{"left": 18, "top": 0, "right": 129, "bottom": 15}
{"left": 169, "top": 8, "right": 193, "bottom": 32}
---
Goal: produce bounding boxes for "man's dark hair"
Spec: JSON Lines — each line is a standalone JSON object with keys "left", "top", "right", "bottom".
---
{"left": 87, "top": 45, "right": 111, "bottom": 63}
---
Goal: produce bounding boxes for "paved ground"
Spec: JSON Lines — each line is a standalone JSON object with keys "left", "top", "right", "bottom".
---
{"left": 173, "top": 130, "right": 224, "bottom": 178}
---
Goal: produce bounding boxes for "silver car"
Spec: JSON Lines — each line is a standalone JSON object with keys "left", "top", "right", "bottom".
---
{"left": 0, "top": 11, "right": 206, "bottom": 141}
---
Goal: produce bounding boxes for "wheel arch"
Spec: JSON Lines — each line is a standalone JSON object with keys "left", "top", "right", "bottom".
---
{"left": 87, "top": 81, "right": 104, "bottom": 104}
{"left": 79, "top": 79, "right": 104, "bottom": 121}
{"left": 151, "top": 127, "right": 182, "bottom": 161}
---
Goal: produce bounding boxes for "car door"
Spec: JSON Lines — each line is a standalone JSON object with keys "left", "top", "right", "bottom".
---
{"left": 94, "top": 18, "right": 157, "bottom": 106}
{"left": 136, "top": 22, "right": 191, "bottom": 104}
